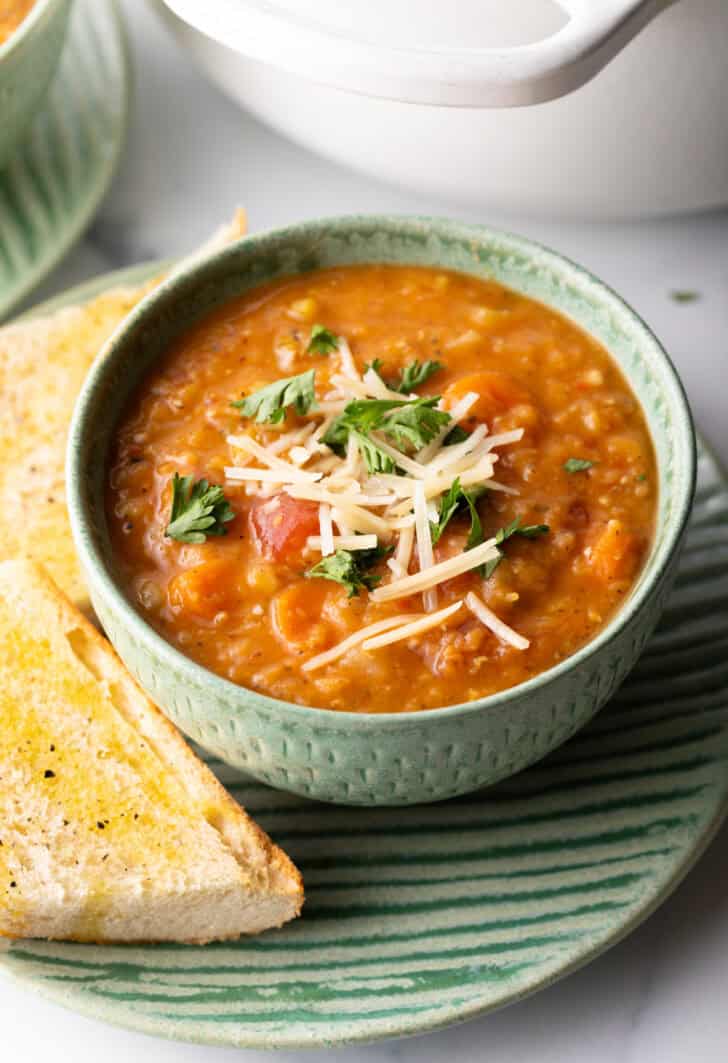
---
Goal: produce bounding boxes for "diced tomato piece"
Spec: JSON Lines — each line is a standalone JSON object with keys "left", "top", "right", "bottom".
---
{"left": 250, "top": 494, "right": 320, "bottom": 562}
{"left": 168, "top": 559, "right": 242, "bottom": 619}
{"left": 443, "top": 371, "right": 531, "bottom": 423}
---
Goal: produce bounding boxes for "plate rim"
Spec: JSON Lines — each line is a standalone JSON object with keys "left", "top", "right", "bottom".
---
{"left": 2, "top": 264, "right": 728, "bottom": 1048}
{"left": 0, "top": 0, "right": 131, "bottom": 322}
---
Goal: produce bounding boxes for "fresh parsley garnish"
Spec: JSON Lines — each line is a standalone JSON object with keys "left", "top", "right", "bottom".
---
{"left": 322, "top": 396, "right": 450, "bottom": 474}
{"left": 563, "top": 457, "right": 595, "bottom": 474}
{"left": 443, "top": 424, "right": 470, "bottom": 446}
{"left": 352, "top": 431, "right": 397, "bottom": 475}
{"left": 430, "top": 478, "right": 487, "bottom": 549}
{"left": 398, "top": 359, "right": 443, "bottom": 393}
{"left": 367, "top": 358, "right": 443, "bottom": 394}
{"left": 232, "top": 369, "right": 317, "bottom": 424}
{"left": 483, "top": 517, "right": 550, "bottom": 578}
{"left": 670, "top": 290, "right": 700, "bottom": 304}
{"left": 305, "top": 545, "right": 391, "bottom": 598}
{"left": 307, "top": 324, "right": 339, "bottom": 355}
{"left": 165, "top": 474, "right": 235, "bottom": 544}
{"left": 322, "top": 402, "right": 400, "bottom": 474}
{"left": 382, "top": 397, "right": 451, "bottom": 451}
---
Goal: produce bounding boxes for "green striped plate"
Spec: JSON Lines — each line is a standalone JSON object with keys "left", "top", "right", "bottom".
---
{"left": 2, "top": 269, "right": 728, "bottom": 1049}
{"left": 0, "top": 0, "right": 128, "bottom": 321}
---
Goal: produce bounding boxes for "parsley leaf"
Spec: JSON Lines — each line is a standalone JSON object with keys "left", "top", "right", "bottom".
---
{"left": 307, "top": 324, "right": 339, "bottom": 356}
{"left": 464, "top": 490, "right": 485, "bottom": 550}
{"left": 232, "top": 369, "right": 317, "bottom": 424}
{"left": 305, "top": 545, "right": 391, "bottom": 598}
{"left": 322, "top": 396, "right": 451, "bottom": 474}
{"left": 430, "top": 479, "right": 463, "bottom": 546}
{"left": 364, "top": 357, "right": 386, "bottom": 379}
{"left": 443, "top": 424, "right": 470, "bottom": 446}
{"left": 165, "top": 474, "right": 235, "bottom": 544}
{"left": 382, "top": 397, "right": 451, "bottom": 450}
{"left": 670, "top": 290, "right": 700, "bottom": 304}
{"left": 399, "top": 359, "right": 443, "bottom": 392}
{"left": 321, "top": 400, "right": 402, "bottom": 473}
{"left": 430, "top": 478, "right": 487, "bottom": 549}
{"left": 483, "top": 517, "right": 550, "bottom": 578}
{"left": 351, "top": 430, "right": 397, "bottom": 475}
{"left": 366, "top": 358, "right": 443, "bottom": 394}
{"left": 563, "top": 457, "right": 595, "bottom": 474}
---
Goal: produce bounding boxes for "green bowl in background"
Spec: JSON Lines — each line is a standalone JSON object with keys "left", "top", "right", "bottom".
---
{"left": 67, "top": 215, "right": 696, "bottom": 806}
{"left": 0, "top": 0, "right": 72, "bottom": 169}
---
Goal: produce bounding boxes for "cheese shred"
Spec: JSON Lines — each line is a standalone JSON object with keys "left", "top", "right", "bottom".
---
{"left": 465, "top": 591, "right": 529, "bottom": 650}
{"left": 224, "top": 328, "right": 536, "bottom": 664}
{"left": 362, "top": 599, "right": 464, "bottom": 651}
{"left": 371, "top": 538, "right": 500, "bottom": 602}
{"left": 303, "top": 614, "right": 422, "bottom": 672}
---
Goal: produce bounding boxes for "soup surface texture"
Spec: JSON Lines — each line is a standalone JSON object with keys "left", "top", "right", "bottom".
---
{"left": 107, "top": 265, "right": 656, "bottom": 713}
{"left": 0, "top": 1, "right": 35, "bottom": 44}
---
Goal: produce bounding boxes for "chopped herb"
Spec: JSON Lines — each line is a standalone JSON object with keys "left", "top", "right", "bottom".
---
{"left": 430, "top": 479, "right": 463, "bottom": 546}
{"left": 305, "top": 545, "right": 391, "bottom": 598}
{"left": 322, "top": 396, "right": 450, "bottom": 473}
{"left": 350, "top": 430, "right": 398, "bottom": 475}
{"left": 382, "top": 397, "right": 451, "bottom": 451}
{"left": 636, "top": 473, "right": 647, "bottom": 482}
{"left": 670, "top": 290, "right": 700, "bottom": 304}
{"left": 430, "top": 478, "right": 487, "bottom": 549}
{"left": 398, "top": 359, "right": 443, "bottom": 393}
{"left": 324, "top": 399, "right": 401, "bottom": 444}
{"left": 484, "top": 517, "right": 550, "bottom": 578}
{"left": 464, "top": 490, "right": 486, "bottom": 550}
{"left": 367, "top": 358, "right": 443, "bottom": 394}
{"left": 232, "top": 368, "right": 317, "bottom": 424}
{"left": 563, "top": 457, "right": 596, "bottom": 474}
{"left": 443, "top": 424, "right": 470, "bottom": 446}
{"left": 307, "top": 324, "right": 339, "bottom": 355}
{"left": 364, "top": 357, "right": 385, "bottom": 378}
{"left": 165, "top": 474, "right": 235, "bottom": 544}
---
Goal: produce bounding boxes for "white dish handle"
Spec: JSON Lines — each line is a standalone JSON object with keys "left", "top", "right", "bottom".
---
{"left": 161, "top": 0, "right": 676, "bottom": 106}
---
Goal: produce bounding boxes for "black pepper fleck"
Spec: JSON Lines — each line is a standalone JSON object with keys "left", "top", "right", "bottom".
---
{"left": 44, "top": 770, "right": 55, "bottom": 779}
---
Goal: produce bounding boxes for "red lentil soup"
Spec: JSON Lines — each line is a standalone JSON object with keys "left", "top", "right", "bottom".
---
{"left": 107, "top": 265, "right": 656, "bottom": 713}
{"left": 0, "top": 1, "right": 36, "bottom": 45}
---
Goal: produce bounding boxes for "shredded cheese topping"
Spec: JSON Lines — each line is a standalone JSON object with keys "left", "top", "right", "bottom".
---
{"left": 465, "top": 591, "right": 529, "bottom": 650}
{"left": 225, "top": 331, "right": 531, "bottom": 666}
{"left": 413, "top": 481, "right": 437, "bottom": 612}
{"left": 303, "top": 614, "right": 421, "bottom": 672}
{"left": 362, "top": 599, "right": 464, "bottom": 651}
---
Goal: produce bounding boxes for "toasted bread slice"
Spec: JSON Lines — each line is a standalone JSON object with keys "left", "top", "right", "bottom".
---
{"left": 0, "top": 210, "right": 247, "bottom": 617}
{"left": 0, "top": 559, "right": 302, "bottom": 944}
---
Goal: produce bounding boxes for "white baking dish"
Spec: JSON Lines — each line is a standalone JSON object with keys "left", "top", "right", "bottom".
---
{"left": 158, "top": 0, "right": 728, "bottom": 219}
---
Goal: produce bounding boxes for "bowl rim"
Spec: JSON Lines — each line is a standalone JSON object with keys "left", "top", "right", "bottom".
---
{"left": 67, "top": 213, "right": 697, "bottom": 730}
{"left": 0, "top": 0, "right": 64, "bottom": 61}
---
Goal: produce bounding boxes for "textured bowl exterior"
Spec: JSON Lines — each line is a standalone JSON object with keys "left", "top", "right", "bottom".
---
{"left": 0, "top": 0, "right": 71, "bottom": 167}
{"left": 68, "top": 216, "right": 696, "bottom": 805}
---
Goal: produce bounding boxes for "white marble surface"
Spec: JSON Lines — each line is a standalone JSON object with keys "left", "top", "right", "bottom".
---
{"left": 5, "top": 1, "right": 728, "bottom": 1060}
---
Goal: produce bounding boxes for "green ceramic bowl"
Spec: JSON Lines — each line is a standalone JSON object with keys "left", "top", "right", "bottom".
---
{"left": 0, "top": 0, "right": 72, "bottom": 168}
{"left": 67, "top": 216, "right": 696, "bottom": 806}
